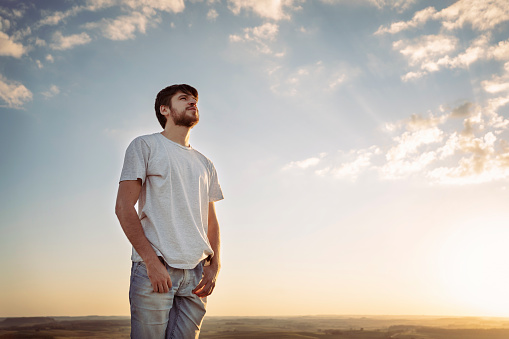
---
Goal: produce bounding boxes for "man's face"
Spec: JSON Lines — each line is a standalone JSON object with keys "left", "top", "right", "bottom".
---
{"left": 168, "top": 91, "right": 199, "bottom": 128}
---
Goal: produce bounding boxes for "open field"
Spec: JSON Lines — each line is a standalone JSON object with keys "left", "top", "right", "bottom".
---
{"left": 1, "top": 315, "right": 509, "bottom": 338}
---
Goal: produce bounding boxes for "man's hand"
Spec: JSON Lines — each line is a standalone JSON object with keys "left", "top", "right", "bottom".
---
{"left": 145, "top": 259, "right": 172, "bottom": 293}
{"left": 192, "top": 262, "right": 219, "bottom": 298}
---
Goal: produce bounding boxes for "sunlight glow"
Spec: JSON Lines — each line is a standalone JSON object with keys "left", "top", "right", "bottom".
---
{"left": 438, "top": 216, "right": 509, "bottom": 316}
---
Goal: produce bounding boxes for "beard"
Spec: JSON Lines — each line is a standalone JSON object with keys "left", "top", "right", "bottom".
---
{"left": 170, "top": 107, "right": 199, "bottom": 128}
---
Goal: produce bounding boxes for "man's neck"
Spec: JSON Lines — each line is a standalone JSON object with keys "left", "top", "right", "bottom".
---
{"left": 161, "top": 125, "right": 192, "bottom": 147}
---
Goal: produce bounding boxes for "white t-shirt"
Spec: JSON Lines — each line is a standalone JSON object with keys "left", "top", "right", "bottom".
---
{"left": 120, "top": 133, "right": 224, "bottom": 269}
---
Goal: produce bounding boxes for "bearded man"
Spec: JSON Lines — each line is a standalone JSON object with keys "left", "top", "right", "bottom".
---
{"left": 115, "top": 84, "right": 223, "bottom": 338}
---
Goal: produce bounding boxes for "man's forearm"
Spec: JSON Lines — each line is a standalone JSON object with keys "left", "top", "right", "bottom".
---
{"left": 208, "top": 225, "right": 220, "bottom": 267}
{"left": 207, "top": 202, "right": 221, "bottom": 268}
{"left": 116, "top": 205, "right": 160, "bottom": 266}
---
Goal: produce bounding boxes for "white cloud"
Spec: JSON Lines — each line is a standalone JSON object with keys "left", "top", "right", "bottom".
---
{"left": 376, "top": 0, "right": 509, "bottom": 80}
{"left": 386, "top": 127, "right": 444, "bottom": 162}
{"left": 36, "top": 60, "right": 43, "bottom": 69}
{"left": 37, "top": 0, "right": 185, "bottom": 28}
{"left": 381, "top": 150, "right": 438, "bottom": 179}
{"left": 323, "top": 147, "right": 380, "bottom": 181}
{"left": 439, "top": 0, "right": 509, "bottom": 31}
{"left": 321, "top": 0, "right": 417, "bottom": 12}
{"left": 126, "top": 0, "right": 185, "bottom": 13}
{"left": 50, "top": 31, "right": 92, "bottom": 50}
{"left": 428, "top": 131, "right": 509, "bottom": 184}
{"left": 0, "top": 7, "right": 24, "bottom": 20}
{"left": 397, "top": 34, "right": 509, "bottom": 80}
{"left": 375, "top": 6, "right": 436, "bottom": 35}
{"left": 0, "top": 31, "right": 26, "bottom": 58}
{"left": 35, "top": 0, "right": 185, "bottom": 43}
{"left": 283, "top": 93, "right": 509, "bottom": 185}
{"left": 248, "top": 22, "right": 279, "bottom": 41}
{"left": 0, "top": 17, "right": 10, "bottom": 31}
{"left": 229, "top": 22, "right": 280, "bottom": 55}
{"left": 282, "top": 156, "right": 322, "bottom": 170}
{"left": 35, "top": 38, "right": 46, "bottom": 47}
{"left": 85, "top": 0, "right": 185, "bottom": 13}
{"left": 11, "top": 26, "right": 32, "bottom": 42}
{"left": 0, "top": 75, "right": 33, "bottom": 109}
{"left": 482, "top": 63, "right": 509, "bottom": 94}
{"left": 227, "top": 0, "right": 302, "bottom": 20}
{"left": 86, "top": 12, "right": 152, "bottom": 40}
{"left": 83, "top": 0, "right": 186, "bottom": 41}
{"left": 84, "top": 0, "right": 118, "bottom": 11}
{"left": 328, "top": 74, "right": 346, "bottom": 90}
{"left": 39, "top": 7, "right": 83, "bottom": 26}
{"left": 376, "top": 0, "right": 509, "bottom": 35}
{"left": 207, "top": 8, "right": 219, "bottom": 21}
{"left": 41, "top": 85, "right": 60, "bottom": 99}
{"left": 394, "top": 34, "right": 458, "bottom": 69}
{"left": 46, "top": 54, "right": 54, "bottom": 63}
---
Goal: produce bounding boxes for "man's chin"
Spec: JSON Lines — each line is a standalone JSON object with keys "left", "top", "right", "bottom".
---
{"left": 175, "top": 118, "right": 199, "bottom": 128}
{"left": 171, "top": 109, "right": 199, "bottom": 127}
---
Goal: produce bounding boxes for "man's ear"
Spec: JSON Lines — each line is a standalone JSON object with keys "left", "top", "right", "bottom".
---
{"left": 160, "top": 105, "right": 169, "bottom": 115}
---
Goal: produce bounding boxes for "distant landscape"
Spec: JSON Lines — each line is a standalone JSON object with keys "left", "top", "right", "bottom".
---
{"left": 2, "top": 315, "right": 509, "bottom": 338}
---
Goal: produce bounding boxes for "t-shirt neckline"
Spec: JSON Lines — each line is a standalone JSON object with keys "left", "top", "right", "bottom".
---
{"left": 157, "top": 133, "right": 193, "bottom": 150}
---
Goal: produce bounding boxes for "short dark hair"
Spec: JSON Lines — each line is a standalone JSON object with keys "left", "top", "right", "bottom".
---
{"left": 155, "top": 84, "right": 198, "bottom": 128}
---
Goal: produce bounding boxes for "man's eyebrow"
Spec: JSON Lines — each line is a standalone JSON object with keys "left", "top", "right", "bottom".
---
{"left": 178, "top": 93, "right": 197, "bottom": 99}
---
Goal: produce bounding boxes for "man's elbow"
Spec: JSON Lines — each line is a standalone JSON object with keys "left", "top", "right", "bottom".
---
{"left": 115, "top": 201, "right": 128, "bottom": 219}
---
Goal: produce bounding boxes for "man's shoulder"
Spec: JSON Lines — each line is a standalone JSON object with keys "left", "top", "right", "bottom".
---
{"left": 191, "top": 148, "right": 216, "bottom": 169}
{"left": 129, "top": 133, "right": 160, "bottom": 147}
{"left": 134, "top": 132, "right": 159, "bottom": 142}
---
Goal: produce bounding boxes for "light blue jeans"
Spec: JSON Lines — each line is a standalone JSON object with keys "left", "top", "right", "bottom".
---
{"left": 129, "top": 260, "right": 206, "bottom": 339}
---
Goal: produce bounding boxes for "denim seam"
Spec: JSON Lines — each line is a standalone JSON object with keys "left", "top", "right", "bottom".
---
{"left": 169, "top": 297, "right": 181, "bottom": 339}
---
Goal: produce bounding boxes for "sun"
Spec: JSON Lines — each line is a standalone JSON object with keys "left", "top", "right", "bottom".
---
{"left": 437, "top": 216, "right": 509, "bottom": 317}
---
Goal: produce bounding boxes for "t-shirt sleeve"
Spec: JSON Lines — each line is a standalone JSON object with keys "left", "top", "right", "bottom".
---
{"left": 119, "top": 137, "right": 150, "bottom": 185}
{"left": 208, "top": 164, "right": 224, "bottom": 202}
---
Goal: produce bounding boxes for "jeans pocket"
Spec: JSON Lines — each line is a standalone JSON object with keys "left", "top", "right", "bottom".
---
{"left": 133, "top": 261, "right": 150, "bottom": 279}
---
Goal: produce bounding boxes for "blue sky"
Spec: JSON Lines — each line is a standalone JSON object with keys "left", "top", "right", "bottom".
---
{"left": 1, "top": 0, "right": 509, "bottom": 317}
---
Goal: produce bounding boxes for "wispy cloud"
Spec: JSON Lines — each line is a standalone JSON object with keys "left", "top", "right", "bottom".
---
{"left": 375, "top": 6, "right": 436, "bottom": 35}
{"left": 315, "top": 147, "right": 381, "bottom": 181}
{"left": 41, "top": 85, "right": 60, "bottom": 99}
{"left": 482, "top": 62, "right": 509, "bottom": 94}
{"left": 207, "top": 9, "right": 219, "bottom": 21}
{"left": 374, "top": 0, "right": 509, "bottom": 80}
{"left": 439, "top": 0, "right": 509, "bottom": 31}
{"left": 321, "top": 0, "right": 417, "bottom": 12}
{"left": 269, "top": 61, "right": 356, "bottom": 96}
{"left": 38, "top": 7, "right": 83, "bottom": 27}
{"left": 376, "top": 0, "right": 509, "bottom": 35}
{"left": 229, "top": 22, "right": 280, "bottom": 55}
{"left": 283, "top": 77, "right": 509, "bottom": 185}
{"left": 397, "top": 34, "right": 509, "bottom": 81}
{"left": 282, "top": 154, "right": 325, "bottom": 171}
{"left": 0, "top": 74, "right": 33, "bottom": 109}
{"left": 50, "top": 31, "right": 92, "bottom": 50}
{"left": 85, "top": 12, "right": 153, "bottom": 40}
{"left": 394, "top": 34, "right": 457, "bottom": 70}
{"left": 30, "top": 0, "right": 185, "bottom": 48}
{"left": 227, "top": 0, "right": 302, "bottom": 20}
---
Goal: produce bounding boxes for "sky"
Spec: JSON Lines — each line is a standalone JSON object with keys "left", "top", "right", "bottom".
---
{"left": 1, "top": 0, "right": 509, "bottom": 318}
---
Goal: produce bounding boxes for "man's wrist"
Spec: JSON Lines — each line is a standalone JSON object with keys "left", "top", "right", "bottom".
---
{"left": 209, "top": 257, "right": 220, "bottom": 269}
{"left": 143, "top": 253, "right": 163, "bottom": 267}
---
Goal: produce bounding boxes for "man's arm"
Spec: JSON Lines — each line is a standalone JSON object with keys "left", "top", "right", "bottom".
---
{"left": 115, "top": 179, "right": 172, "bottom": 293}
{"left": 193, "top": 201, "right": 221, "bottom": 298}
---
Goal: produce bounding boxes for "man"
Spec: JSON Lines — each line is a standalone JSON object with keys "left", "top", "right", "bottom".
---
{"left": 115, "top": 84, "right": 223, "bottom": 338}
